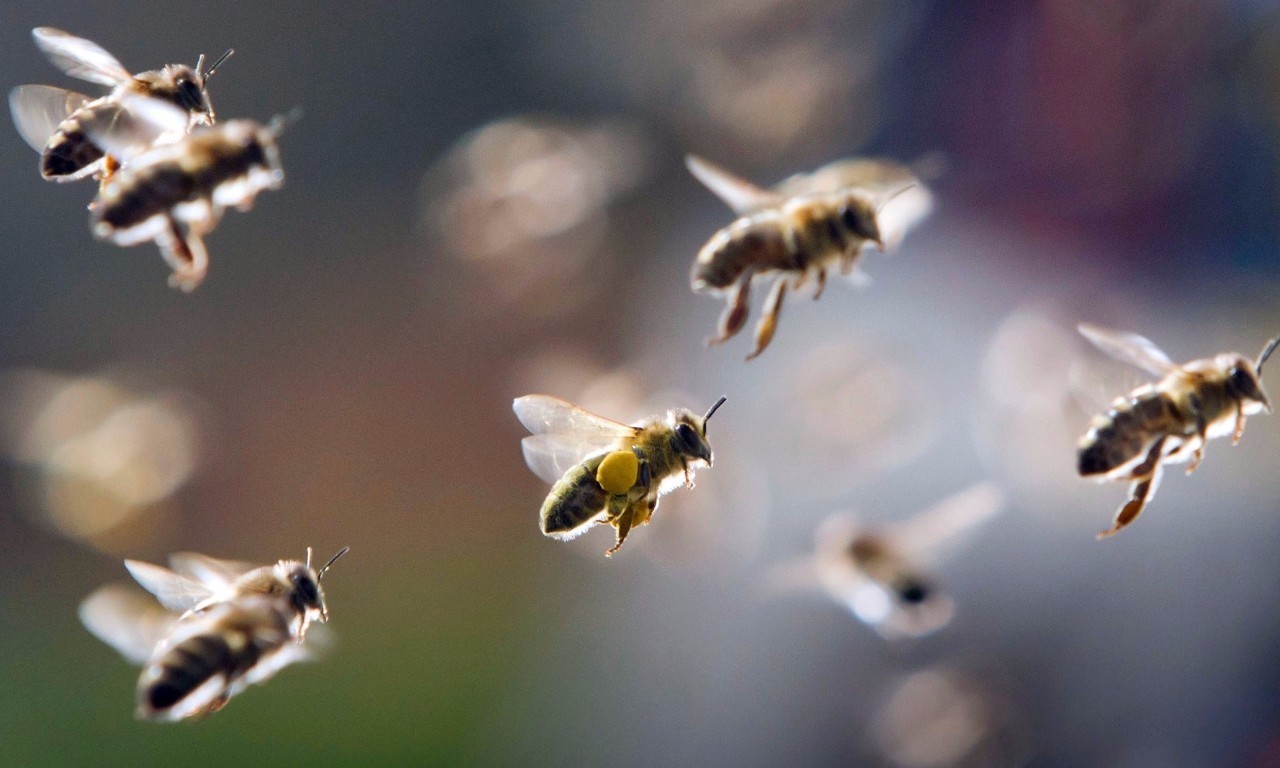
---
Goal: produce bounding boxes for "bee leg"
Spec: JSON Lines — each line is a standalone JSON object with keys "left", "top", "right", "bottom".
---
{"left": 746, "top": 277, "right": 788, "bottom": 360}
{"left": 605, "top": 500, "right": 647, "bottom": 557}
{"left": 707, "top": 271, "right": 753, "bottom": 346}
{"left": 812, "top": 268, "right": 827, "bottom": 300}
{"left": 1097, "top": 438, "right": 1167, "bottom": 539}
{"left": 1185, "top": 399, "right": 1208, "bottom": 475}
{"left": 87, "top": 155, "right": 122, "bottom": 209}
{"left": 1233, "top": 401, "right": 1247, "bottom": 444}
{"left": 838, "top": 248, "right": 860, "bottom": 275}
{"left": 156, "top": 218, "right": 209, "bottom": 293}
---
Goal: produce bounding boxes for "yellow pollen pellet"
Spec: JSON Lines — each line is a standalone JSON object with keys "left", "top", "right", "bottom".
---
{"left": 596, "top": 450, "right": 639, "bottom": 494}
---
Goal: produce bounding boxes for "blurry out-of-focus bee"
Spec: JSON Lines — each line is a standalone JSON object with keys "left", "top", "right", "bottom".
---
{"left": 687, "top": 154, "right": 933, "bottom": 359}
{"left": 9, "top": 27, "right": 231, "bottom": 185}
{"left": 81, "top": 93, "right": 287, "bottom": 291}
{"left": 79, "top": 547, "right": 347, "bottom": 722}
{"left": 773, "top": 483, "right": 1003, "bottom": 640}
{"left": 1077, "top": 324, "right": 1277, "bottom": 539}
{"left": 513, "top": 394, "right": 726, "bottom": 555}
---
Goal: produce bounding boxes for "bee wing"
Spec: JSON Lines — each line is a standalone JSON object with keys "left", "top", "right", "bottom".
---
{"left": 167, "top": 552, "right": 258, "bottom": 591}
{"left": 78, "top": 93, "right": 188, "bottom": 162}
{"left": 685, "top": 154, "right": 787, "bottom": 215}
{"left": 8, "top": 84, "right": 91, "bottom": 152}
{"left": 32, "top": 27, "right": 133, "bottom": 87}
{"left": 124, "top": 559, "right": 216, "bottom": 613}
{"left": 521, "top": 434, "right": 617, "bottom": 485}
{"left": 79, "top": 583, "right": 178, "bottom": 665}
{"left": 513, "top": 395, "right": 639, "bottom": 439}
{"left": 887, "top": 482, "right": 1005, "bottom": 563}
{"left": 774, "top": 158, "right": 918, "bottom": 197}
{"left": 1077, "top": 324, "right": 1176, "bottom": 376}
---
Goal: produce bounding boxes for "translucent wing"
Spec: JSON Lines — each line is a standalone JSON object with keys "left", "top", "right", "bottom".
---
{"left": 888, "top": 482, "right": 1005, "bottom": 563}
{"left": 685, "top": 155, "right": 786, "bottom": 215}
{"left": 775, "top": 158, "right": 921, "bottom": 198}
{"left": 167, "top": 552, "right": 258, "bottom": 591}
{"left": 32, "top": 27, "right": 132, "bottom": 87}
{"left": 79, "top": 583, "right": 177, "bottom": 665}
{"left": 8, "top": 84, "right": 90, "bottom": 152}
{"left": 513, "top": 395, "right": 638, "bottom": 439}
{"left": 1078, "top": 324, "right": 1176, "bottom": 376}
{"left": 124, "top": 559, "right": 215, "bottom": 613}
{"left": 520, "top": 434, "right": 616, "bottom": 484}
{"left": 78, "top": 92, "right": 188, "bottom": 161}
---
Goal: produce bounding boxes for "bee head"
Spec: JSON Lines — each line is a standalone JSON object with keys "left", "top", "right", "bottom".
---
{"left": 836, "top": 197, "right": 882, "bottom": 248}
{"left": 1225, "top": 354, "right": 1271, "bottom": 414}
{"left": 283, "top": 546, "right": 349, "bottom": 624}
{"left": 1237, "top": 337, "right": 1280, "bottom": 413}
{"left": 669, "top": 396, "right": 726, "bottom": 466}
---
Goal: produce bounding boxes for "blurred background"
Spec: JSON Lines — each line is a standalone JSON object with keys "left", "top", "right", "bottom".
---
{"left": 2, "top": 0, "right": 1280, "bottom": 765}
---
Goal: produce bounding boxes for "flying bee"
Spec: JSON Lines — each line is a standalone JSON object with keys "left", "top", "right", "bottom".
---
{"left": 687, "top": 154, "right": 932, "bottom": 359}
{"left": 9, "top": 27, "right": 232, "bottom": 186}
{"left": 79, "top": 547, "right": 348, "bottom": 721}
{"left": 81, "top": 93, "right": 287, "bottom": 291}
{"left": 1077, "top": 324, "right": 1278, "bottom": 538}
{"left": 770, "top": 483, "right": 1003, "bottom": 640}
{"left": 513, "top": 394, "right": 726, "bottom": 556}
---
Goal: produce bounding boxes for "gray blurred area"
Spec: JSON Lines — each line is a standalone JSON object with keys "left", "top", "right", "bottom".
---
{"left": 2, "top": 1, "right": 1280, "bottom": 765}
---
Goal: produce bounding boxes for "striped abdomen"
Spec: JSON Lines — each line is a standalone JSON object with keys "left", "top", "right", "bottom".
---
{"left": 42, "top": 121, "right": 105, "bottom": 178}
{"left": 40, "top": 99, "right": 117, "bottom": 180}
{"left": 1077, "top": 390, "right": 1177, "bottom": 477}
{"left": 94, "top": 122, "right": 278, "bottom": 234}
{"left": 136, "top": 597, "right": 294, "bottom": 721}
{"left": 540, "top": 452, "right": 610, "bottom": 536}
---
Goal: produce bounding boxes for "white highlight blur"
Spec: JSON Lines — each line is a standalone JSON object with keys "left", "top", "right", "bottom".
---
{"left": 0, "top": 369, "right": 200, "bottom": 545}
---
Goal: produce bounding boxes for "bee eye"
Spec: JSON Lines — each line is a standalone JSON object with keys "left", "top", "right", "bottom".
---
{"left": 176, "top": 79, "right": 206, "bottom": 112}
{"left": 838, "top": 203, "right": 877, "bottom": 241}
{"left": 291, "top": 573, "right": 319, "bottom": 604}
{"left": 676, "top": 423, "right": 698, "bottom": 448}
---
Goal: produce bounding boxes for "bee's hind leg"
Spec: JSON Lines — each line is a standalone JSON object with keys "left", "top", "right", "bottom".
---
{"left": 1098, "top": 437, "right": 1167, "bottom": 539}
{"left": 156, "top": 217, "right": 209, "bottom": 293}
{"left": 605, "top": 499, "right": 649, "bottom": 557}
{"left": 707, "top": 270, "right": 753, "bottom": 347}
{"left": 746, "top": 277, "right": 788, "bottom": 361}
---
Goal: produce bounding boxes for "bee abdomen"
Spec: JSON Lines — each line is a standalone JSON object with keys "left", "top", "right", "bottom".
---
{"left": 136, "top": 598, "right": 291, "bottom": 720}
{"left": 142, "top": 633, "right": 238, "bottom": 711}
{"left": 540, "top": 456, "right": 609, "bottom": 536}
{"left": 693, "top": 219, "right": 794, "bottom": 290}
{"left": 1077, "top": 393, "right": 1170, "bottom": 476}
{"left": 96, "top": 165, "right": 199, "bottom": 231}
{"left": 41, "top": 125, "right": 104, "bottom": 179}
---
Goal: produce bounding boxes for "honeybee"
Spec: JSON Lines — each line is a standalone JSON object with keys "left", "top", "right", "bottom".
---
{"left": 1077, "top": 324, "right": 1278, "bottom": 538}
{"left": 79, "top": 547, "right": 347, "bottom": 721}
{"left": 9, "top": 27, "right": 231, "bottom": 185}
{"left": 82, "top": 93, "right": 287, "bottom": 291}
{"left": 687, "top": 154, "right": 930, "bottom": 359}
{"left": 513, "top": 394, "right": 726, "bottom": 555}
{"left": 775, "top": 483, "right": 1003, "bottom": 640}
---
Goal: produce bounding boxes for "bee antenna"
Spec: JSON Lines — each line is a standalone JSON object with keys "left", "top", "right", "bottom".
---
{"left": 202, "top": 48, "right": 234, "bottom": 81}
{"left": 1257, "top": 337, "right": 1280, "bottom": 375}
{"left": 874, "top": 182, "right": 918, "bottom": 213}
{"left": 703, "top": 396, "right": 728, "bottom": 425}
{"left": 318, "top": 546, "right": 350, "bottom": 580}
